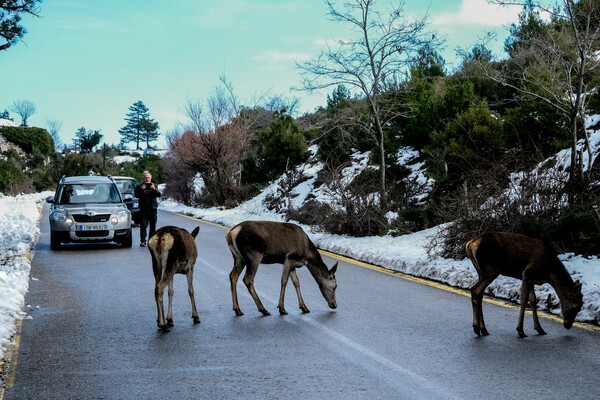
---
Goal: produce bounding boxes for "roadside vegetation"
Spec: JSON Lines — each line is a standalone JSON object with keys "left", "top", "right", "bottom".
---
{"left": 1, "top": 0, "right": 599, "bottom": 258}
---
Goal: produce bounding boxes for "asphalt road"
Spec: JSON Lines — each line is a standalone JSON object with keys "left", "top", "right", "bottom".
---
{"left": 4, "top": 207, "right": 600, "bottom": 399}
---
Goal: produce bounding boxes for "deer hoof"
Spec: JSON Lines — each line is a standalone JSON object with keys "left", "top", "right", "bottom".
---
{"left": 301, "top": 308, "right": 310, "bottom": 314}
{"left": 192, "top": 316, "right": 201, "bottom": 324}
{"left": 517, "top": 328, "right": 527, "bottom": 338}
{"left": 159, "top": 325, "right": 170, "bottom": 333}
{"left": 234, "top": 308, "right": 244, "bottom": 316}
{"left": 278, "top": 307, "right": 288, "bottom": 315}
{"left": 260, "top": 309, "right": 271, "bottom": 316}
{"left": 535, "top": 327, "right": 546, "bottom": 335}
{"left": 480, "top": 327, "right": 489, "bottom": 336}
{"left": 167, "top": 318, "right": 174, "bottom": 327}
{"left": 473, "top": 326, "right": 481, "bottom": 337}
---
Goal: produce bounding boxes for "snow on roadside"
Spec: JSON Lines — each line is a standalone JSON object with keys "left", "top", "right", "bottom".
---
{"left": 0, "top": 192, "right": 51, "bottom": 360}
{"left": 158, "top": 198, "right": 600, "bottom": 325}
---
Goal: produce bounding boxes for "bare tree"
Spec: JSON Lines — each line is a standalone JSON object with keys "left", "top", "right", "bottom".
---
{"left": 297, "top": 0, "right": 438, "bottom": 209}
{"left": 45, "top": 118, "right": 62, "bottom": 149}
{"left": 10, "top": 98, "right": 36, "bottom": 126}
{"left": 479, "top": 0, "right": 600, "bottom": 203}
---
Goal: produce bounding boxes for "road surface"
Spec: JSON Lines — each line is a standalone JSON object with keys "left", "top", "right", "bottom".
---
{"left": 4, "top": 207, "right": 600, "bottom": 399}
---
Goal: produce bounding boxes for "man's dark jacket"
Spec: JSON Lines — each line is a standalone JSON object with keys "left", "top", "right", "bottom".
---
{"left": 135, "top": 183, "right": 161, "bottom": 211}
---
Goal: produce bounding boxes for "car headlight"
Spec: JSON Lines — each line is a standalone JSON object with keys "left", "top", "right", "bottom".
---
{"left": 111, "top": 210, "right": 130, "bottom": 225}
{"left": 133, "top": 202, "right": 139, "bottom": 208}
{"left": 52, "top": 211, "right": 73, "bottom": 226}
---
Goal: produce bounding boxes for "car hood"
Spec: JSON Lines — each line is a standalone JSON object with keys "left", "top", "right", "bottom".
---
{"left": 52, "top": 204, "right": 129, "bottom": 214}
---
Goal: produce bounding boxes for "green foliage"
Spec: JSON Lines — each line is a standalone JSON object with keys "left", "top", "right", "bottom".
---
{"left": 74, "top": 127, "right": 103, "bottom": 153}
{"left": 410, "top": 43, "right": 446, "bottom": 80}
{"left": 503, "top": 102, "right": 570, "bottom": 157}
{"left": 0, "top": 126, "right": 54, "bottom": 155}
{"left": 62, "top": 153, "right": 97, "bottom": 177}
{"left": 424, "top": 103, "right": 505, "bottom": 194}
{"left": 242, "top": 110, "right": 308, "bottom": 185}
{"left": 521, "top": 205, "right": 600, "bottom": 256}
{"left": 0, "top": 109, "right": 12, "bottom": 120}
{"left": 119, "top": 100, "right": 159, "bottom": 150}
{"left": 0, "top": 158, "right": 22, "bottom": 194}
{"left": 0, "top": 0, "right": 42, "bottom": 51}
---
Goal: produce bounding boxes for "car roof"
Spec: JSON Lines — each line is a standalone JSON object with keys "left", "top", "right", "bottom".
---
{"left": 112, "top": 176, "right": 137, "bottom": 181}
{"left": 61, "top": 176, "right": 115, "bottom": 184}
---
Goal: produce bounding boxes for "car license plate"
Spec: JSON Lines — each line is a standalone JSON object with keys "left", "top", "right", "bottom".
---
{"left": 78, "top": 225, "right": 107, "bottom": 231}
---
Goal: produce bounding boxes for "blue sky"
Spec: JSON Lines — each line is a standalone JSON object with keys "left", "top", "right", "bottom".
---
{"left": 0, "top": 0, "right": 521, "bottom": 148}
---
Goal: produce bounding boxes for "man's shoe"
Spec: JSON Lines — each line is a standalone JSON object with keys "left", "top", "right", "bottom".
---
{"left": 140, "top": 241, "right": 147, "bottom": 247}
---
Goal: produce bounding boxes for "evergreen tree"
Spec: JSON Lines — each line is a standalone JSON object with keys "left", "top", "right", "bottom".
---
{"left": 140, "top": 116, "right": 160, "bottom": 149}
{"left": 0, "top": 109, "right": 12, "bottom": 120}
{"left": 119, "top": 101, "right": 159, "bottom": 149}
{"left": 74, "top": 126, "right": 102, "bottom": 153}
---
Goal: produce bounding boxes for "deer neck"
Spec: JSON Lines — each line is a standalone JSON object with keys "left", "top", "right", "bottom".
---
{"left": 306, "top": 256, "right": 328, "bottom": 282}
{"left": 548, "top": 267, "right": 575, "bottom": 302}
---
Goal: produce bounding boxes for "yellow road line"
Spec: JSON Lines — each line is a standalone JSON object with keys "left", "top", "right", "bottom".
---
{"left": 180, "top": 213, "right": 599, "bottom": 335}
{"left": 319, "top": 249, "right": 600, "bottom": 334}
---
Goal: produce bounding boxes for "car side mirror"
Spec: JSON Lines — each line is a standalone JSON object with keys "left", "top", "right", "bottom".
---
{"left": 46, "top": 196, "right": 54, "bottom": 203}
{"left": 124, "top": 194, "right": 133, "bottom": 201}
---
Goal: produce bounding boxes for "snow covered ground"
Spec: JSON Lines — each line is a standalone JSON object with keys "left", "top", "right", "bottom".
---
{"left": 0, "top": 191, "right": 52, "bottom": 360}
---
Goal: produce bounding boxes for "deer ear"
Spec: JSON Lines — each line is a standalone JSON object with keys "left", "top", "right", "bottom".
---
{"left": 574, "top": 280, "right": 582, "bottom": 291}
{"left": 329, "top": 261, "right": 338, "bottom": 275}
{"left": 191, "top": 226, "right": 200, "bottom": 239}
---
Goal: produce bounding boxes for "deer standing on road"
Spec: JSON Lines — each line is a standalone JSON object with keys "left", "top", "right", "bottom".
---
{"left": 466, "top": 232, "right": 583, "bottom": 338}
{"left": 149, "top": 225, "right": 200, "bottom": 332}
{"left": 226, "top": 220, "right": 338, "bottom": 316}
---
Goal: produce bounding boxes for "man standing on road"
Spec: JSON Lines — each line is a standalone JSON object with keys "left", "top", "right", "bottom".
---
{"left": 135, "top": 171, "right": 161, "bottom": 247}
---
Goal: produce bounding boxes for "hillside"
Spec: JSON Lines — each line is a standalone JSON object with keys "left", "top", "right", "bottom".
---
{"left": 157, "top": 117, "right": 600, "bottom": 325}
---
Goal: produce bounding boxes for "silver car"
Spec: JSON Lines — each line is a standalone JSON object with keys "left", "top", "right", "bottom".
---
{"left": 47, "top": 175, "right": 132, "bottom": 250}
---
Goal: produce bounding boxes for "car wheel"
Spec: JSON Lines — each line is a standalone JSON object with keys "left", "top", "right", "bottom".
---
{"left": 50, "top": 230, "right": 61, "bottom": 251}
{"left": 122, "top": 230, "right": 132, "bottom": 248}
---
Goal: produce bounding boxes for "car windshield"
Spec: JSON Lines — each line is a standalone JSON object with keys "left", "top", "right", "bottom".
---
{"left": 56, "top": 183, "right": 121, "bottom": 204}
{"left": 115, "top": 179, "right": 136, "bottom": 195}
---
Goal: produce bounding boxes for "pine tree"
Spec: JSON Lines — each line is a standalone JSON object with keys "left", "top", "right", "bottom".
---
{"left": 119, "top": 101, "right": 159, "bottom": 150}
{"left": 140, "top": 116, "right": 160, "bottom": 149}
{"left": 74, "top": 126, "right": 102, "bottom": 153}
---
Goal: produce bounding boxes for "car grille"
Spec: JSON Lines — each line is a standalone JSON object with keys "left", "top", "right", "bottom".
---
{"left": 73, "top": 214, "right": 111, "bottom": 222}
{"left": 75, "top": 230, "right": 109, "bottom": 237}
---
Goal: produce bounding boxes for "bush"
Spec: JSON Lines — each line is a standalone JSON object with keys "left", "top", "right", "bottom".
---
{"left": 0, "top": 126, "right": 54, "bottom": 156}
{"left": 242, "top": 110, "right": 309, "bottom": 185}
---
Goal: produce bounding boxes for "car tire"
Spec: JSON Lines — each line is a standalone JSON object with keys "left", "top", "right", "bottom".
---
{"left": 122, "top": 230, "right": 132, "bottom": 248}
{"left": 50, "top": 231, "right": 61, "bottom": 251}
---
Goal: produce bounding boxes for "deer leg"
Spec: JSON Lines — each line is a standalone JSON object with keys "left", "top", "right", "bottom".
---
{"left": 517, "top": 281, "right": 532, "bottom": 338}
{"left": 277, "top": 262, "right": 293, "bottom": 315}
{"left": 187, "top": 269, "right": 200, "bottom": 324}
{"left": 166, "top": 278, "right": 175, "bottom": 327}
{"left": 290, "top": 268, "right": 309, "bottom": 313}
{"left": 155, "top": 278, "right": 169, "bottom": 333}
{"left": 229, "top": 257, "right": 246, "bottom": 316}
{"left": 243, "top": 262, "right": 270, "bottom": 316}
{"left": 529, "top": 289, "right": 545, "bottom": 335}
{"left": 470, "top": 273, "right": 497, "bottom": 337}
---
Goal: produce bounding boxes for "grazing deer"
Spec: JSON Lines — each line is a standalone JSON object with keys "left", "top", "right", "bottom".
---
{"left": 226, "top": 220, "right": 338, "bottom": 316}
{"left": 148, "top": 225, "right": 200, "bottom": 332}
{"left": 466, "top": 232, "right": 583, "bottom": 338}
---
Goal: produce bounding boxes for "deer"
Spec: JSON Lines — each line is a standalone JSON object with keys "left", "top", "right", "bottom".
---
{"left": 226, "top": 220, "right": 338, "bottom": 316}
{"left": 148, "top": 225, "right": 200, "bottom": 332}
{"left": 466, "top": 232, "right": 583, "bottom": 338}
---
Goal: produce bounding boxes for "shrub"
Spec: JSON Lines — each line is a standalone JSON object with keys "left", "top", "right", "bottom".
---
{"left": 0, "top": 126, "right": 54, "bottom": 156}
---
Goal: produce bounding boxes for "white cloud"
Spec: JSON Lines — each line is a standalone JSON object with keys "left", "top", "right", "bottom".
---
{"left": 433, "top": 0, "right": 521, "bottom": 27}
{"left": 252, "top": 50, "right": 311, "bottom": 71}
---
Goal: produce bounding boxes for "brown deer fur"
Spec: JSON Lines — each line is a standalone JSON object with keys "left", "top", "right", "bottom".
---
{"left": 226, "top": 220, "right": 338, "bottom": 316}
{"left": 149, "top": 225, "right": 200, "bottom": 332}
{"left": 466, "top": 232, "right": 583, "bottom": 338}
